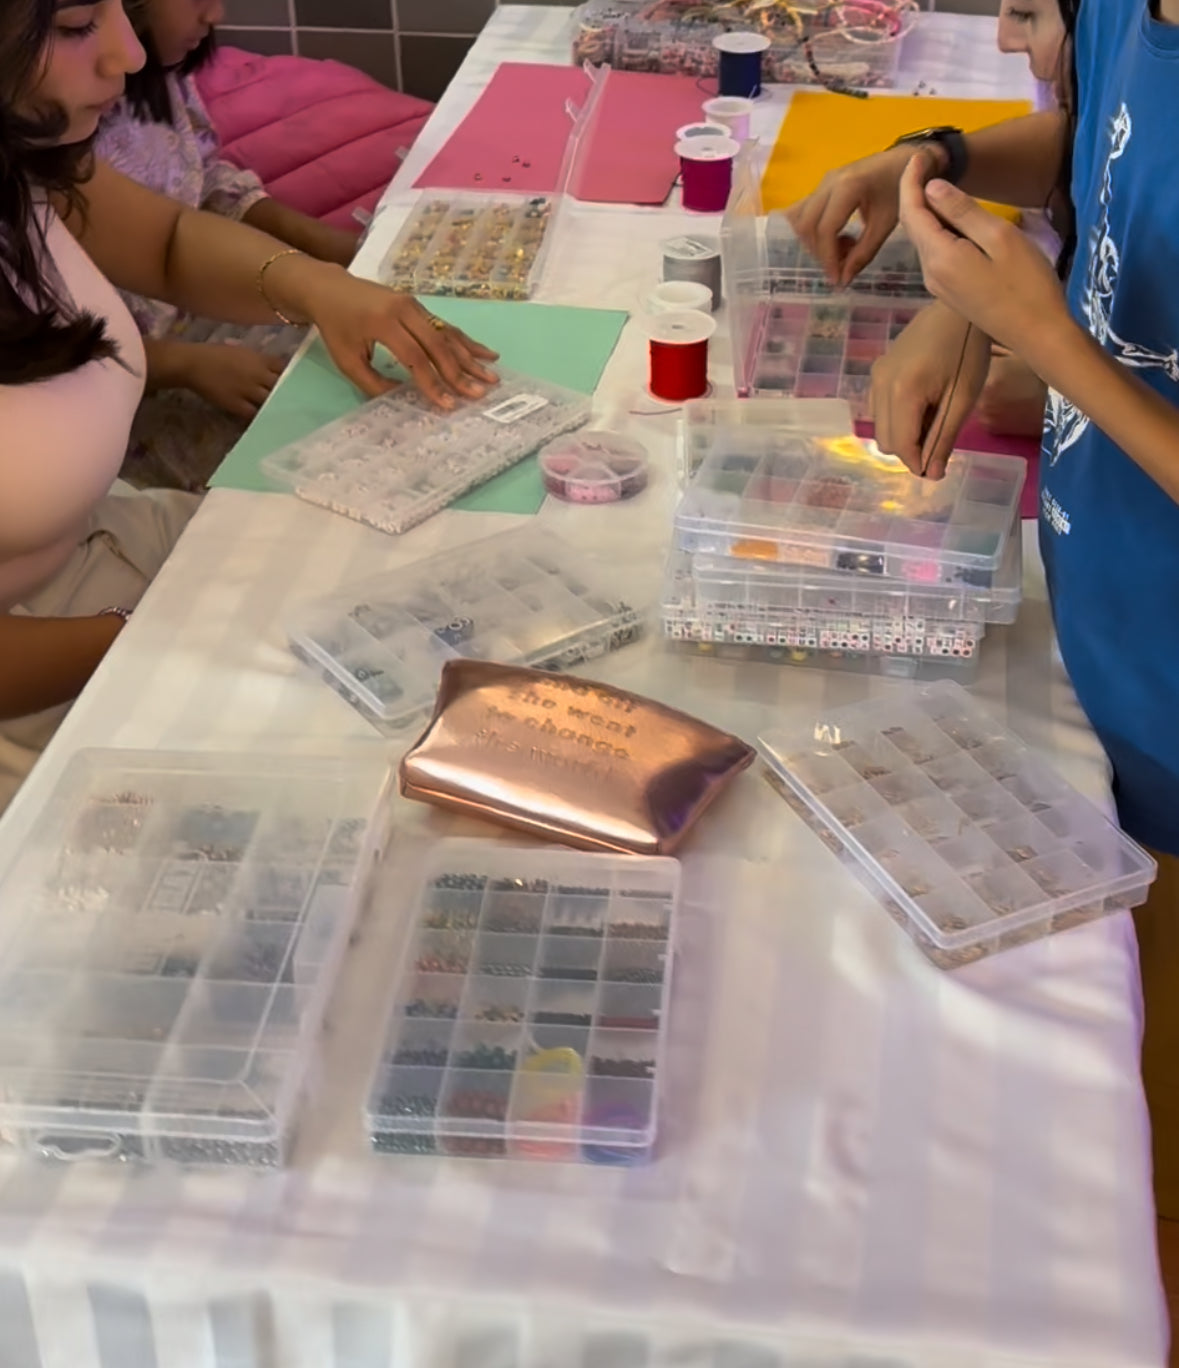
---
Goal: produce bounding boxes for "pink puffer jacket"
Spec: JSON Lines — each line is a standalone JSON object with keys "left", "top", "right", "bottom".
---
{"left": 196, "top": 47, "right": 432, "bottom": 229}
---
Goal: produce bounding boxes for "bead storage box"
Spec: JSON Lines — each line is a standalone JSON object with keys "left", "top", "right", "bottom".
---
{"left": 572, "top": 0, "right": 916, "bottom": 90}
{"left": 379, "top": 195, "right": 557, "bottom": 301}
{"left": 366, "top": 840, "right": 680, "bottom": 1163}
{"left": 288, "top": 527, "right": 648, "bottom": 733}
{"left": 674, "top": 430, "right": 1025, "bottom": 589}
{"left": 758, "top": 683, "right": 1157, "bottom": 967}
{"left": 0, "top": 750, "right": 392, "bottom": 1165}
{"left": 721, "top": 152, "right": 931, "bottom": 411}
{"left": 661, "top": 549, "right": 990, "bottom": 680}
{"left": 677, "top": 396, "right": 857, "bottom": 487}
{"left": 261, "top": 371, "right": 592, "bottom": 536}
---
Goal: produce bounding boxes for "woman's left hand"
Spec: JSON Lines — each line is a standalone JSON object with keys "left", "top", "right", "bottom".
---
{"left": 296, "top": 264, "right": 500, "bottom": 409}
{"left": 897, "top": 156, "right": 1072, "bottom": 362}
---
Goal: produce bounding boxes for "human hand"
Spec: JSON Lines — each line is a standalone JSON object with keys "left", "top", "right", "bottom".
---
{"left": 284, "top": 263, "right": 500, "bottom": 410}
{"left": 897, "top": 158, "right": 1072, "bottom": 359}
{"left": 184, "top": 343, "right": 286, "bottom": 420}
{"left": 976, "top": 351, "right": 1049, "bottom": 436}
{"left": 786, "top": 144, "right": 940, "bottom": 287}
{"left": 870, "top": 301, "right": 992, "bottom": 478}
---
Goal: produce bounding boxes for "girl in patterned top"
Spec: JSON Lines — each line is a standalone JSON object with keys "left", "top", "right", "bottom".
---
{"left": 95, "top": 0, "right": 365, "bottom": 489}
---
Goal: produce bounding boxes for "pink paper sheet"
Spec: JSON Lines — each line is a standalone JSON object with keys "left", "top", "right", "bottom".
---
{"left": 856, "top": 419, "right": 1041, "bottom": 520}
{"left": 414, "top": 62, "right": 708, "bottom": 206}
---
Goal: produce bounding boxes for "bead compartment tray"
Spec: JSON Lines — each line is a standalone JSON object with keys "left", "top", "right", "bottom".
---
{"left": 572, "top": 0, "right": 909, "bottom": 89}
{"left": 379, "top": 195, "right": 556, "bottom": 301}
{"left": 288, "top": 526, "right": 647, "bottom": 731}
{"left": 674, "top": 425, "right": 1024, "bottom": 587}
{"left": 758, "top": 683, "right": 1157, "bottom": 968}
{"left": 366, "top": 840, "right": 679, "bottom": 1162}
{"left": 661, "top": 550, "right": 985, "bottom": 680}
{"left": 0, "top": 750, "right": 391, "bottom": 1165}
{"left": 261, "top": 370, "right": 591, "bottom": 536}
{"left": 761, "top": 220, "right": 927, "bottom": 299}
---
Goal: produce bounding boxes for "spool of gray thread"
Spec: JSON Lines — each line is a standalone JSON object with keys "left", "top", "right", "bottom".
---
{"left": 661, "top": 235, "right": 723, "bottom": 311}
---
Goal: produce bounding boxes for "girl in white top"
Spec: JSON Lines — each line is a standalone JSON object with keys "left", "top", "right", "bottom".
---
{"left": 0, "top": 0, "right": 498, "bottom": 809}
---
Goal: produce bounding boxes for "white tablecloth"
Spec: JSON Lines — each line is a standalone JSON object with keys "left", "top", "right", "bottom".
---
{"left": 0, "top": 9, "right": 1164, "bottom": 1368}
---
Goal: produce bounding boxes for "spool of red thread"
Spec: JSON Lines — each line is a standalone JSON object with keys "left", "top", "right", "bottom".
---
{"left": 675, "top": 135, "right": 739, "bottom": 214}
{"left": 646, "top": 310, "right": 716, "bottom": 402}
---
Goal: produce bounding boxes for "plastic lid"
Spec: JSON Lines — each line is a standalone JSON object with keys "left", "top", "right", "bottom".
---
{"left": 645, "top": 309, "right": 718, "bottom": 346}
{"left": 649, "top": 281, "right": 714, "bottom": 314}
{"left": 540, "top": 432, "right": 650, "bottom": 504}
{"left": 675, "top": 136, "right": 740, "bottom": 162}
{"left": 713, "top": 31, "right": 772, "bottom": 53}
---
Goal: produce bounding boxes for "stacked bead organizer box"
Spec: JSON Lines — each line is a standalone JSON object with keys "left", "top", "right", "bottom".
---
{"left": 0, "top": 751, "right": 391, "bottom": 1166}
{"left": 571, "top": 0, "right": 917, "bottom": 90}
{"left": 759, "top": 682, "right": 1156, "bottom": 968}
{"left": 662, "top": 401, "right": 1025, "bottom": 678}
{"left": 366, "top": 841, "right": 679, "bottom": 1163}
{"left": 288, "top": 526, "right": 647, "bottom": 734}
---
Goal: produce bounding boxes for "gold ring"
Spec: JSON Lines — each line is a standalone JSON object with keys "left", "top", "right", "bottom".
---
{"left": 427, "top": 315, "right": 447, "bottom": 331}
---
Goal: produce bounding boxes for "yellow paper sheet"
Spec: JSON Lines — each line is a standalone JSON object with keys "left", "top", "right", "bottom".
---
{"left": 761, "top": 92, "right": 1033, "bottom": 221}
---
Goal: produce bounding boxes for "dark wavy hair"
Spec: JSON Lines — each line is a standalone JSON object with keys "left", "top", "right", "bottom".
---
{"left": 0, "top": 0, "right": 120, "bottom": 384}
{"left": 122, "top": 0, "right": 216, "bottom": 127}
{"left": 1052, "top": 0, "right": 1080, "bottom": 279}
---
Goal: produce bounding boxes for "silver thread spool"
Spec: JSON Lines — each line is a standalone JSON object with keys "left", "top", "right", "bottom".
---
{"left": 661, "top": 235, "right": 722, "bottom": 311}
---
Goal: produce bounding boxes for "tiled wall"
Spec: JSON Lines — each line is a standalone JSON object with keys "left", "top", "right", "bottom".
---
{"left": 219, "top": 0, "right": 566, "bottom": 101}
{"left": 220, "top": 0, "right": 1000, "bottom": 103}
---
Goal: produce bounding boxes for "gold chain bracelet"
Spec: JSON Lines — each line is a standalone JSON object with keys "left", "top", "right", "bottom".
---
{"left": 257, "top": 248, "right": 305, "bottom": 326}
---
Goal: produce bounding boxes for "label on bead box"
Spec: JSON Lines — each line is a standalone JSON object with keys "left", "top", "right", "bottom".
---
{"left": 485, "top": 393, "right": 550, "bottom": 425}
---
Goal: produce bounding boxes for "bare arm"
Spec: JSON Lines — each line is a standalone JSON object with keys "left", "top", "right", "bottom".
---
{"left": 788, "top": 110, "right": 1068, "bottom": 286}
{"left": 243, "top": 198, "right": 360, "bottom": 269}
{"left": 0, "top": 614, "right": 123, "bottom": 721}
{"left": 70, "top": 161, "right": 498, "bottom": 406}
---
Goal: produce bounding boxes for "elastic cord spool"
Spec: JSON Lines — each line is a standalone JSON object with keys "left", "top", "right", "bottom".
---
{"left": 540, "top": 431, "right": 649, "bottom": 504}
{"left": 702, "top": 96, "right": 753, "bottom": 144}
{"left": 645, "top": 310, "right": 716, "bottom": 403}
{"left": 661, "top": 234, "right": 723, "bottom": 309}
{"left": 675, "top": 135, "right": 739, "bottom": 214}
{"left": 713, "top": 32, "right": 771, "bottom": 98}
{"left": 648, "top": 280, "right": 713, "bottom": 315}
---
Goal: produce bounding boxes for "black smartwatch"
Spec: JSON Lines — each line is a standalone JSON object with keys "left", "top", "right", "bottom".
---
{"left": 890, "top": 126, "right": 969, "bottom": 185}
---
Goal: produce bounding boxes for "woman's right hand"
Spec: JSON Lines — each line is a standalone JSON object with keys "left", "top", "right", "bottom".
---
{"left": 787, "top": 145, "right": 943, "bottom": 287}
{"left": 870, "top": 302, "right": 992, "bottom": 479}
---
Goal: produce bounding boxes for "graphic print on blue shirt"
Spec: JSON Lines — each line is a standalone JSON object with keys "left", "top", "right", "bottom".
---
{"left": 1038, "top": 0, "right": 1179, "bottom": 854}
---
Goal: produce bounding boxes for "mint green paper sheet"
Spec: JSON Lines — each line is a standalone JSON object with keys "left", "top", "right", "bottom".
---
{"left": 210, "top": 298, "right": 629, "bottom": 515}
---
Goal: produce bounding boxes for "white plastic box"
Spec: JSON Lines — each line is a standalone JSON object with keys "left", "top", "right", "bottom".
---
{"left": 288, "top": 527, "right": 648, "bottom": 733}
{"left": 0, "top": 751, "right": 392, "bottom": 1165}
{"left": 366, "top": 840, "right": 680, "bottom": 1163}
{"left": 261, "top": 370, "right": 591, "bottom": 536}
{"left": 759, "top": 683, "right": 1156, "bottom": 967}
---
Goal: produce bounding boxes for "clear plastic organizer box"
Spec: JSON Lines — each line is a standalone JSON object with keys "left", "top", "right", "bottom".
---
{"left": 261, "top": 370, "right": 591, "bottom": 536}
{"left": 677, "top": 397, "right": 857, "bottom": 488}
{"left": 572, "top": 0, "right": 913, "bottom": 89}
{"left": 366, "top": 840, "right": 680, "bottom": 1163}
{"left": 289, "top": 527, "right": 648, "bottom": 733}
{"left": 674, "top": 427, "right": 1025, "bottom": 589}
{"left": 661, "top": 550, "right": 987, "bottom": 681}
{"left": 758, "top": 683, "right": 1156, "bottom": 967}
{"left": 691, "top": 510, "right": 1023, "bottom": 626}
{"left": 0, "top": 751, "right": 391, "bottom": 1165}
{"left": 379, "top": 195, "right": 557, "bottom": 301}
{"left": 721, "top": 152, "right": 930, "bottom": 408}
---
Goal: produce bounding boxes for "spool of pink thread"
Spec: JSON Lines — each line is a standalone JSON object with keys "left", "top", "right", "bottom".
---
{"left": 675, "top": 135, "right": 739, "bottom": 214}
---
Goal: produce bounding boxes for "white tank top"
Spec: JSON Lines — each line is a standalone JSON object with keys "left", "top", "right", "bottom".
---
{"left": 0, "top": 209, "right": 145, "bottom": 610}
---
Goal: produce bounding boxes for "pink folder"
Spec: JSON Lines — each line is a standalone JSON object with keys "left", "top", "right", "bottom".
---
{"left": 414, "top": 62, "right": 709, "bottom": 206}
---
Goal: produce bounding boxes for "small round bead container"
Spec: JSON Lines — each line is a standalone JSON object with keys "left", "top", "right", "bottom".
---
{"left": 365, "top": 840, "right": 681, "bottom": 1164}
{"left": 539, "top": 432, "right": 650, "bottom": 505}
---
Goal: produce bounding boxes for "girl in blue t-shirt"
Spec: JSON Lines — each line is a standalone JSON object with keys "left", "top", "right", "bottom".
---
{"left": 788, "top": 0, "right": 1179, "bottom": 1247}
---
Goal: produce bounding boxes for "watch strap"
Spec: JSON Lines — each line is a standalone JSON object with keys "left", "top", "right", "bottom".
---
{"left": 891, "top": 126, "right": 968, "bottom": 186}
